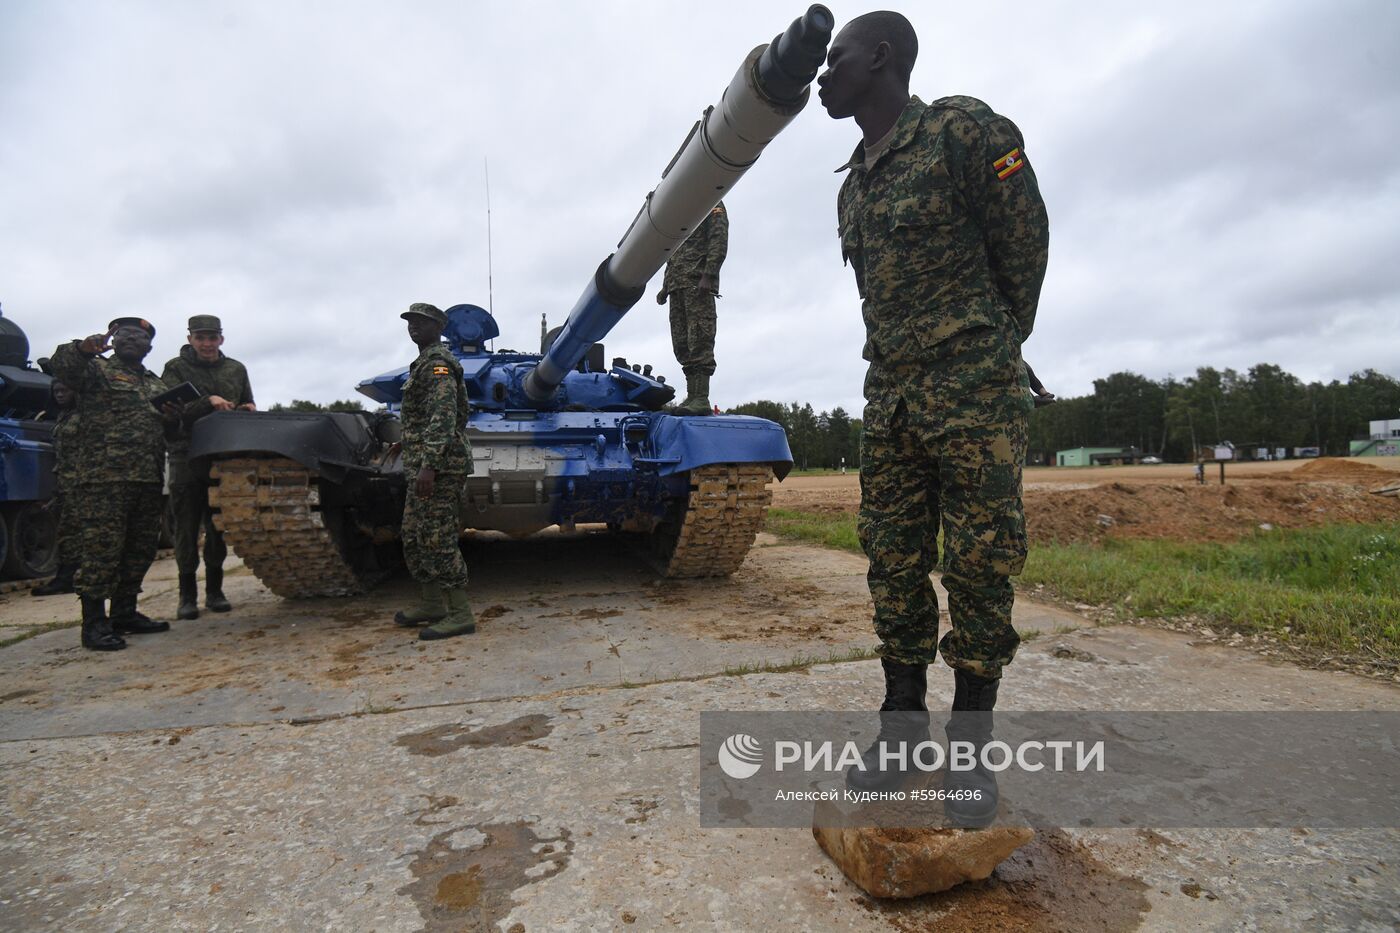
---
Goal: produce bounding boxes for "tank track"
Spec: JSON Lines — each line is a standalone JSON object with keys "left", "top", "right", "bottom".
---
{"left": 656, "top": 463, "right": 773, "bottom": 577}
{"left": 209, "top": 457, "right": 365, "bottom": 598}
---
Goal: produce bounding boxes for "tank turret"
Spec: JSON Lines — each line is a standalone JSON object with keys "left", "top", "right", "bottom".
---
{"left": 191, "top": 8, "right": 831, "bottom": 598}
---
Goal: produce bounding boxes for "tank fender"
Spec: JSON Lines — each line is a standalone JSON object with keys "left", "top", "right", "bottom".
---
{"left": 645, "top": 414, "right": 793, "bottom": 480}
{"left": 189, "top": 410, "right": 385, "bottom": 481}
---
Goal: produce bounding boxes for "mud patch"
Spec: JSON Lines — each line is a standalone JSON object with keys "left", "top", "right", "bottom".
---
{"left": 395, "top": 714, "right": 554, "bottom": 757}
{"left": 0, "top": 689, "right": 38, "bottom": 703}
{"left": 397, "top": 819, "right": 573, "bottom": 932}
{"left": 478, "top": 605, "right": 512, "bottom": 623}
{"left": 576, "top": 608, "right": 623, "bottom": 620}
{"left": 868, "top": 830, "right": 1151, "bottom": 932}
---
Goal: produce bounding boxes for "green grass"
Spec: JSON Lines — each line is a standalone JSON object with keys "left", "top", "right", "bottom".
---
{"left": 765, "top": 508, "right": 1400, "bottom": 660}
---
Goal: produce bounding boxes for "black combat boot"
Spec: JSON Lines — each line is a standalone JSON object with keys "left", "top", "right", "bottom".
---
{"left": 81, "top": 596, "right": 126, "bottom": 651}
{"left": 205, "top": 565, "right": 232, "bottom": 613}
{"left": 944, "top": 669, "right": 1001, "bottom": 828}
{"left": 177, "top": 573, "right": 200, "bottom": 620}
{"left": 846, "top": 659, "right": 930, "bottom": 792}
{"left": 32, "top": 563, "right": 78, "bottom": 596}
{"left": 110, "top": 594, "right": 170, "bottom": 635}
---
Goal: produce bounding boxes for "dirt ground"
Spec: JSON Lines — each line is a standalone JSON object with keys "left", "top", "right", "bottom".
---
{"left": 774, "top": 457, "right": 1400, "bottom": 544}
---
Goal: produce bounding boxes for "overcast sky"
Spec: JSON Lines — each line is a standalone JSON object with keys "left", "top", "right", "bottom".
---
{"left": 4, "top": 0, "right": 1398, "bottom": 413}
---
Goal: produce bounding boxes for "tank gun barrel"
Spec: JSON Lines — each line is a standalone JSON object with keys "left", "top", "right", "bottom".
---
{"left": 523, "top": 5, "right": 833, "bottom": 402}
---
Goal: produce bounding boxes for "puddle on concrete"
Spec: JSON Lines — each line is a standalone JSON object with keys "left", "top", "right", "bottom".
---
{"left": 395, "top": 714, "right": 554, "bottom": 757}
{"left": 398, "top": 820, "right": 573, "bottom": 932}
{"left": 868, "top": 830, "right": 1151, "bottom": 932}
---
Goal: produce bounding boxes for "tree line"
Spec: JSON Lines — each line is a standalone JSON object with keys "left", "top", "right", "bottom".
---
{"left": 726, "top": 401, "right": 862, "bottom": 471}
{"left": 1028, "top": 365, "right": 1400, "bottom": 461}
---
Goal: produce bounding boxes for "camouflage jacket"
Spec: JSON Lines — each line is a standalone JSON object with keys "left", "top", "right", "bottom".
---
{"left": 161, "top": 345, "right": 255, "bottom": 464}
{"left": 837, "top": 96, "right": 1049, "bottom": 424}
{"left": 661, "top": 201, "right": 729, "bottom": 297}
{"left": 49, "top": 342, "right": 169, "bottom": 486}
{"left": 52, "top": 408, "right": 80, "bottom": 487}
{"left": 400, "top": 343, "right": 471, "bottom": 476}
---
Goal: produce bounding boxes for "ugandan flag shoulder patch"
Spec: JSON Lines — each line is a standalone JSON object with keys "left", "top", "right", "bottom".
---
{"left": 994, "top": 148, "right": 1025, "bottom": 180}
{"left": 432, "top": 365, "right": 452, "bottom": 376}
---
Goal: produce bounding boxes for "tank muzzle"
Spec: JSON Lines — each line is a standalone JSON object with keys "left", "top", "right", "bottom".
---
{"left": 754, "top": 4, "right": 835, "bottom": 104}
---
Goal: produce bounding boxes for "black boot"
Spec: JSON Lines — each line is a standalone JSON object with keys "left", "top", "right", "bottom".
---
{"left": 81, "top": 596, "right": 126, "bottom": 651}
{"left": 846, "top": 659, "right": 930, "bottom": 792}
{"left": 32, "top": 563, "right": 78, "bottom": 596}
{"left": 205, "top": 565, "right": 231, "bottom": 613}
{"left": 177, "top": 573, "right": 199, "bottom": 620}
{"left": 110, "top": 594, "right": 170, "bottom": 635}
{"left": 944, "top": 669, "right": 1001, "bottom": 828}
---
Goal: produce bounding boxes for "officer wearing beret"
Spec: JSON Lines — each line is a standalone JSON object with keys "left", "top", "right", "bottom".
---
{"left": 393, "top": 303, "right": 476, "bottom": 640}
{"left": 161, "top": 314, "right": 255, "bottom": 620}
{"left": 819, "top": 11, "right": 1050, "bottom": 822}
{"left": 49, "top": 318, "right": 179, "bottom": 650}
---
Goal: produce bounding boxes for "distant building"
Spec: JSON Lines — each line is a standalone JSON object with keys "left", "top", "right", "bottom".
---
{"left": 1056, "top": 446, "right": 1143, "bottom": 467}
{"left": 1350, "top": 418, "right": 1400, "bottom": 457}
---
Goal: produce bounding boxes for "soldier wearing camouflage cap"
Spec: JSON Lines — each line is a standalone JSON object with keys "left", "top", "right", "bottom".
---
{"left": 656, "top": 200, "right": 728, "bottom": 415}
{"left": 161, "top": 314, "right": 256, "bottom": 619}
{"left": 393, "top": 302, "right": 476, "bottom": 641}
{"left": 49, "top": 319, "right": 181, "bottom": 650}
{"left": 819, "top": 12, "right": 1049, "bottom": 821}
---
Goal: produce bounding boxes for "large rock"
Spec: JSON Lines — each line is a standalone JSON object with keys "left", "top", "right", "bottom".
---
{"left": 812, "top": 788, "right": 1033, "bottom": 899}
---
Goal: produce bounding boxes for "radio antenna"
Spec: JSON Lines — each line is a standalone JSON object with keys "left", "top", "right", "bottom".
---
{"left": 484, "top": 157, "right": 494, "bottom": 318}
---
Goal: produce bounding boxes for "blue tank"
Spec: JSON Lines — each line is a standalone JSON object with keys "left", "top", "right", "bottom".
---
{"left": 0, "top": 307, "right": 60, "bottom": 579}
{"left": 191, "top": 6, "right": 832, "bottom": 597}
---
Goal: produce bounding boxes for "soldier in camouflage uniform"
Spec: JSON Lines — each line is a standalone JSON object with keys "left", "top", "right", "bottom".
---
{"left": 819, "top": 12, "right": 1049, "bottom": 809}
{"left": 31, "top": 380, "right": 79, "bottom": 596}
{"left": 161, "top": 314, "right": 255, "bottom": 620}
{"left": 50, "top": 318, "right": 180, "bottom": 651}
{"left": 394, "top": 303, "right": 476, "bottom": 641}
{"left": 655, "top": 200, "right": 728, "bottom": 414}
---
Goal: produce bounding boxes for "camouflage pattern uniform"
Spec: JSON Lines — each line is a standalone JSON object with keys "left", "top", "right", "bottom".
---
{"left": 49, "top": 342, "right": 169, "bottom": 601}
{"left": 161, "top": 344, "right": 254, "bottom": 577}
{"left": 660, "top": 201, "right": 728, "bottom": 381}
{"left": 50, "top": 403, "right": 81, "bottom": 575}
{"left": 400, "top": 343, "right": 472, "bottom": 588}
{"left": 837, "top": 95, "right": 1049, "bottom": 678}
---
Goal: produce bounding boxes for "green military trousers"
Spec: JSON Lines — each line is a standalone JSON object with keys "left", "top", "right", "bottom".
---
{"left": 170, "top": 480, "right": 227, "bottom": 576}
{"left": 667, "top": 288, "right": 717, "bottom": 378}
{"left": 402, "top": 473, "right": 470, "bottom": 589}
{"left": 857, "top": 399, "right": 1029, "bottom": 678}
{"left": 72, "top": 482, "right": 164, "bottom": 600}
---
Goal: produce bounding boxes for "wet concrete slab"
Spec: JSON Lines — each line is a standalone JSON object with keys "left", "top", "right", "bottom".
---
{"left": 3, "top": 536, "right": 1398, "bottom": 930}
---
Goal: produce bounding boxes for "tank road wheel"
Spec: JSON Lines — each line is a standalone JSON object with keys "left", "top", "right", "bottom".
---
{"left": 651, "top": 464, "right": 773, "bottom": 578}
{"left": 1, "top": 501, "right": 59, "bottom": 579}
{"left": 209, "top": 457, "right": 370, "bottom": 598}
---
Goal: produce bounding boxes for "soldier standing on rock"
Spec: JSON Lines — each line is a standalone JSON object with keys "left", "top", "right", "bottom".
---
{"left": 656, "top": 200, "right": 728, "bottom": 415}
{"left": 31, "top": 379, "right": 79, "bottom": 596}
{"left": 819, "top": 11, "right": 1049, "bottom": 821}
{"left": 50, "top": 319, "right": 181, "bottom": 651}
{"left": 161, "top": 314, "right": 255, "bottom": 620}
{"left": 393, "top": 303, "right": 476, "bottom": 641}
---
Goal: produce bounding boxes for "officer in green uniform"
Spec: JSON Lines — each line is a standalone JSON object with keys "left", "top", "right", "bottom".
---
{"left": 818, "top": 12, "right": 1049, "bottom": 813}
{"left": 161, "top": 314, "right": 255, "bottom": 619}
{"left": 50, "top": 319, "right": 179, "bottom": 651}
{"left": 31, "top": 379, "right": 80, "bottom": 596}
{"left": 393, "top": 303, "right": 476, "bottom": 640}
{"left": 656, "top": 200, "right": 728, "bottom": 414}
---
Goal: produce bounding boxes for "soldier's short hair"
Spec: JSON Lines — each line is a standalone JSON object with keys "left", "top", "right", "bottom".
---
{"left": 845, "top": 11, "right": 918, "bottom": 84}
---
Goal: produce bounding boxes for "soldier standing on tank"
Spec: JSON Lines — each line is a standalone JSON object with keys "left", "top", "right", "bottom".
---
{"left": 393, "top": 303, "right": 476, "bottom": 641}
{"left": 656, "top": 200, "right": 728, "bottom": 415}
{"left": 50, "top": 319, "right": 181, "bottom": 651}
{"left": 161, "top": 315, "right": 255, "bottom": 620}
{"left": 31, "top": 379, "right": 80, "bottom": 596}
{"left": 818, "top": 12, "right": 1049, "bottom": 815}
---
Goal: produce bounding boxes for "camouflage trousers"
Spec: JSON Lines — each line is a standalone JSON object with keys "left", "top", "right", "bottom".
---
{"left": 667, "top": 288, "right": 717, "bottom": 378}
{"left": 51, "top": 478, "right": 81, "bottom": 569}
{"left": 72, "top": 482, "right": 164, "bottom": 600}
{"left": 402, "top": 473, "right": 470, "bottom": 588}
{"left": 170, "top": 480, "right": 227, "bottom": 575}
{"left": 858, "top": 399, "right": 1028, "bottom": 678}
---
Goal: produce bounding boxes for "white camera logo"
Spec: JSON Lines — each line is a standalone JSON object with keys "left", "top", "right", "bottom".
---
{"left": 718, "top": 733, "right": 763, "bottom": 779}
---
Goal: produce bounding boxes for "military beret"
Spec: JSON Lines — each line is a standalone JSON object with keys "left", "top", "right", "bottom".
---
{"left": 188, "top": 314, "right": 222, "bottom": 333}
{"left": 108, "top": 317, "right": 155, "bottom": 338}
{"left": 401, "top": 302, "right": 446, "bottom": 327}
